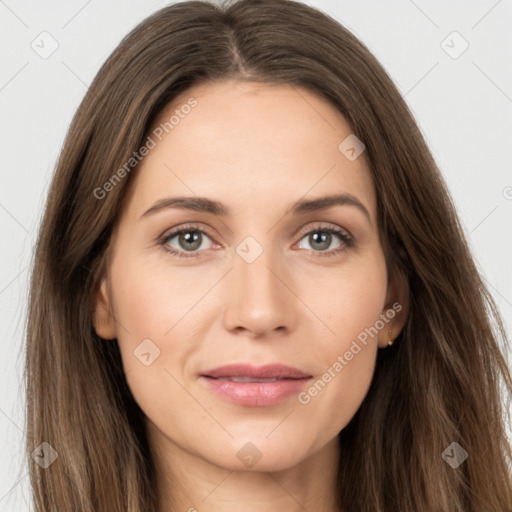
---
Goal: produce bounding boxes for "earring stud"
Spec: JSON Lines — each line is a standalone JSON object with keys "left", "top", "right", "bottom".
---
{"left": 387, "top": 328, "right": 394, "bottom": 346}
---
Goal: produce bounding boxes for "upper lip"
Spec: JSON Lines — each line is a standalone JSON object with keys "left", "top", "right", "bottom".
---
{"left": 200, "top": 363, "right": 311, "bottom": 379}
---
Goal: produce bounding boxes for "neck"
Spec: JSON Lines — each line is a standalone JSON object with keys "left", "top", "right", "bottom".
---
{"left": 149, "top": 425, "right": 342, "bottom": 512}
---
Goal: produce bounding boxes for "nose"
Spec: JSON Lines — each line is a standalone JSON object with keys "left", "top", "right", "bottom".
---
{"left": 222, "top": 243, "right": 298, "bottom": 338}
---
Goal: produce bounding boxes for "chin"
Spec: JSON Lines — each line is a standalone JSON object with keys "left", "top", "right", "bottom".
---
{"left": 203, "top": 435, "right": 314, "bottom": 473}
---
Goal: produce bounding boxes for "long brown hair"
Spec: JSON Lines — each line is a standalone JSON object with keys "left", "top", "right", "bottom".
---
{"left": 25, "top": 0, "right": 512, "bottom": 510}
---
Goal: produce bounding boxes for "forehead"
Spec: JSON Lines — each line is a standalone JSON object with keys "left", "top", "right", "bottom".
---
{"left": 123, "top": 79, "right": 376, "bottom": 223}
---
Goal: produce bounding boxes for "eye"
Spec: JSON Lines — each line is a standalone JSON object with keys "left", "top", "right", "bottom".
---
{"left": 160, "top": 224, "right": 215, "bottom": 259}
{"left": 295, "top": 224, "right": 353, "bottom": 257}
{"left": 159, "top": 222, "right": 354, "bottom": 259}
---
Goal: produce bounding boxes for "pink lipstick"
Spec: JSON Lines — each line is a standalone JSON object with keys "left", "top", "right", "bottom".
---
{"left": 199, "top": 363, "right": 312, "bottom": 407}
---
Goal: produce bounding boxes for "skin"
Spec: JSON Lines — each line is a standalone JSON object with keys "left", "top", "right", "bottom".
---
{"left": 93, "top": 79, "right": 408, "bottom": 512}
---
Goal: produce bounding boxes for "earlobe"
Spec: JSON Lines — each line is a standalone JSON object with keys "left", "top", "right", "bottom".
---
{"left": 91, "top": 278, "right": 117, "bottom": 340}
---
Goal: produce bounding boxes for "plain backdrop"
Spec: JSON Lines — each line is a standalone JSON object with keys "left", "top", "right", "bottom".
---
{"left": 1, "top": 0, "right": 511, "bottom": 509}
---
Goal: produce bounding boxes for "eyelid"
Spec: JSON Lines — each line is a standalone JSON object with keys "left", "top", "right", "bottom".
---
{"left": 159, "top": 223, "right": 217, "bottom": 243}
{"left": 294, "top": 221, "right": 352, "bottom": 240}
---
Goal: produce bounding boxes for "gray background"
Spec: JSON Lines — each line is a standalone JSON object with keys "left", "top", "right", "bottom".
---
{"left": 1, "top": 0, "right": 511, "bottom": 509}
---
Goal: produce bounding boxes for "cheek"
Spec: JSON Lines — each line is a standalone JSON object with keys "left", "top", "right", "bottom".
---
{"left": 109, "top": 250, "right": 207, "bottom": 342}
{"left": 297, "top": 314, "right": 382, "bottom": 442}
{"left": 306, "top": 249, "right": 388, "bottom": 345}
{"left": 296, "top": 256, "right": 387, "bottom": 433}
{"left": 107, "top": 253, "right": 210, "bottom": 412}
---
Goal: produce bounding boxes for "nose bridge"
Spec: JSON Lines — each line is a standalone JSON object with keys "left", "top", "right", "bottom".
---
{"left": 223, "top": 235, "right": 295, "bottom": 335}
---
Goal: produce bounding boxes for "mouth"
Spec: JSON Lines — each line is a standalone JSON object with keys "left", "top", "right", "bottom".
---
{"left": 199, "top": 364, "right": 312, "bottom": 407}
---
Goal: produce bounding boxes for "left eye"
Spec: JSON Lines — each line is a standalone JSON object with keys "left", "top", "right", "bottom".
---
{"left": 160, "top": 224, "right": 352, "bottom": 259}
{"left": 296, "top": 228, "right": 348, "bottom": 253}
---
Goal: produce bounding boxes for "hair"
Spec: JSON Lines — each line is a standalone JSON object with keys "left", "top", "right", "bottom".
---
{"left": 24, "top": 0, "right": 512, "bottom": 510}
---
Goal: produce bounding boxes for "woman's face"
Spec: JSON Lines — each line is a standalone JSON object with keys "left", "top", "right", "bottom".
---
{"left": 93, "top": 79, "right": 407, "bottom": 472}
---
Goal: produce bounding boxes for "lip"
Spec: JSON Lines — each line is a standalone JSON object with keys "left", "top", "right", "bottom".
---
{"left": 199, "top": 364, "right": 312, "bottom": 407}
{"left": 201, "top": 363, "right": 311, "bottom": 380}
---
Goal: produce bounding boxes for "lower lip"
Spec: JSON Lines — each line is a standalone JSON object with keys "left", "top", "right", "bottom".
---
{"left": 200, "top": 376, "right": 311, "bottom": 407}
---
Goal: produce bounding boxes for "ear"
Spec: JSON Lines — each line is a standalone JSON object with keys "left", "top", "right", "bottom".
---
{"left": 91, "top": 278, "right": 117, "bottom": 340}
{"left": 378, "top": 266, "right": 409, "bottom": 348}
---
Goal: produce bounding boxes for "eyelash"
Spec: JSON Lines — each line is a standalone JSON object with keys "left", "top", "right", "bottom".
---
{"left": 158, "top": 223, "right": 354, "bottom": 260}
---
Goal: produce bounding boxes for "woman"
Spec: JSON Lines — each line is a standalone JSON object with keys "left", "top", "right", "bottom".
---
{"left": 25, "top": 0, "right": 512, "bottom": 510}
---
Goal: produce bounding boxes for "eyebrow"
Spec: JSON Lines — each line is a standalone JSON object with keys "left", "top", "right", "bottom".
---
{"left": 141, "top": 193, "right": 372, "bottom": 225}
